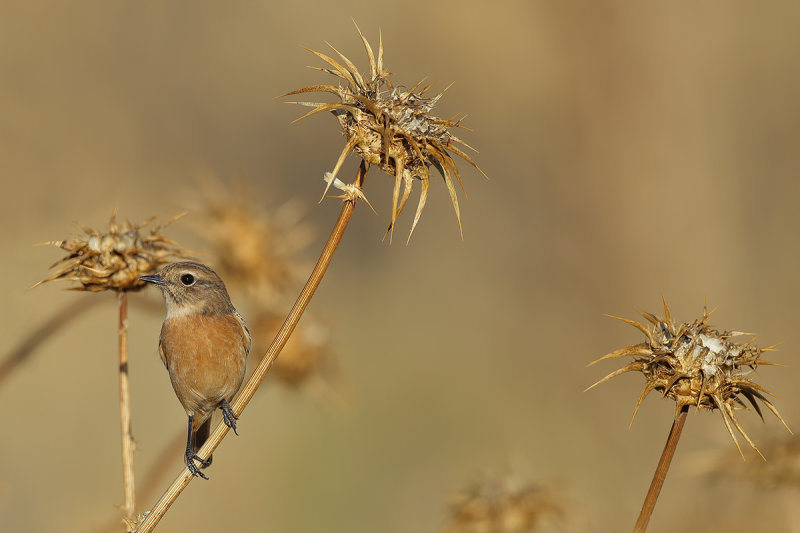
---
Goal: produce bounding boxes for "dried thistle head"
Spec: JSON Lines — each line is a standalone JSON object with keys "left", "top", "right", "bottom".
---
{"left": 193, "top": 181, "right": 313, "bottom": 300}
{"left": 252, "top": 310, "right": 335, "bottom": 388}
{"left": 587, "top": 298, "right": 792, "bottom": 458}
{"left": 36, "top": 213, "right": 192, "bottom": 292}
{"left": 443, "top": 472, "right": 565, "bottom": 533}
{"left": 282, "top": 22, "right": 486, "bottom": 241}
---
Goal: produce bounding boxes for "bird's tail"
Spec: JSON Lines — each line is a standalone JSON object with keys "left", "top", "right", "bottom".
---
{"left": 191, "top": 417, "right": 213, "bottom": 468}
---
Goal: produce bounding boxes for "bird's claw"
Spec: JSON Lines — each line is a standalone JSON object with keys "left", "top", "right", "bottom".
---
{"left": 221, "top": 400, "right": 239, "bottom": 435}
{"left": 185, "top": 450, "right": 211, "bottom": 480}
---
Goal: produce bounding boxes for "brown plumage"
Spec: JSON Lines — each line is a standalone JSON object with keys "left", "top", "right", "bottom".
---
{"left": 141, "top": 261, "right": 250, "bottom": 479}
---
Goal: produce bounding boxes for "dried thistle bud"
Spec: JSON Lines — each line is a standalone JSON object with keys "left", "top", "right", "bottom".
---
{"left": 587, "top": 298, "right": 792, "bottom": 458}
{"left": 252, "top": 310, "right": 335, "bottom": 387}
{"left": 36, "top": 213, "right": 192, "bottom": 292}
{"left": 282, "top": 22, "right": 486, "bottom": 241}
{"left": 193, "top": 182, "right": 313, "bottom": 300}
{"left": 443, "top": 472, "right": 565, "bottom": 533}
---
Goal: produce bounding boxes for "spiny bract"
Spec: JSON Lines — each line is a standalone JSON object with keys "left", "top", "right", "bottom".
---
{"left": 587, "top": 298, "right": 791, "bottom": 459}
{"left": 36, "top": 213, "right": 192, "bottom": 292}
{"left": 282, "top": 23, "right": 486, "bottom": 241}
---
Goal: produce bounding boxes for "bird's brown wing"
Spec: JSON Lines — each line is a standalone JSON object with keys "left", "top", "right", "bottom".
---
{"left": 233, "top": 309, "right": 252, "bottom": 356}
{"left": 158, "top": 326, "right": 169, "bottom": 369}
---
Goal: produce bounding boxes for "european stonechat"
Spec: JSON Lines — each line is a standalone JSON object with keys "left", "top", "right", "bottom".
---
{"left": 141, "top": 261, "right": 250, "bottom": 479}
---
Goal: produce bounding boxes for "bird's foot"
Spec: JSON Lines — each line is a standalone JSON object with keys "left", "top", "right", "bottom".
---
{"left": 185, "top": 449, "right": 211, "bottom": 480}
{"left": 221, "top": 400, "right": 239, "bottom": 435}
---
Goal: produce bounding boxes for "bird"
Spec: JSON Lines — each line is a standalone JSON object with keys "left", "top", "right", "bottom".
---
{"left": 140, "top": 261, "right": 250, "bottom": 479}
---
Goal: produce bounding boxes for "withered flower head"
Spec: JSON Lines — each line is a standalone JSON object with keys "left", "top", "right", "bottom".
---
{"left": 252, "top": 310, "right": 335, "bottom": 387}
{"left": 36, "top": 213, "right": 192, "bottom": 292}
{"left": 194, "top": 181, "right": 312, "bottom": 300}
{"left": 587, "top": 298, "right": 791, "bottom": 458}
{"left": 443, "top": 472, "right": 564, "bottom": 533}
{"left": 282, "top": 22, "right": 486, "bottom": 241}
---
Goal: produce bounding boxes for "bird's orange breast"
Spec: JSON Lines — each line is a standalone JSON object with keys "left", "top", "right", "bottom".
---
{"left": 159, "top": 313, "right": 249, "bottom": 418}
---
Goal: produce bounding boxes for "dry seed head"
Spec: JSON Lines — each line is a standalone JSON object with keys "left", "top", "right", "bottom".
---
{"left": 36, "top": 213, "right": 192, "bottom": 292}
{"left": 251, "top": 310, "right": 335, "bottom": 387}
{"left": 193, "top": 182, "right": 313, "bottom": 300}
{"left": 587, "top": 298, "right": 791, "bottom": 458}
{"left": 443, "top": 472, "right": 565, "bottom": 533}
{"left": 282, "top": 22, "right": 486, "bottom": 241}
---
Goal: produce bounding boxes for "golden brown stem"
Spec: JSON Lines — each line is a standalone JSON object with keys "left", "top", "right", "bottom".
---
{"left": 134, "top": 161, "right": 368, "bottom": 533}
{"left": 118, "top": 291, "right": 136, "bottom": 528}
{"left": 633, "top": 406, "right": 689, "bottom": 533}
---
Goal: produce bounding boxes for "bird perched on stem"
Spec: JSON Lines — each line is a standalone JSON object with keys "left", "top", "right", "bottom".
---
{"left": 140, "top": 262, "right": 250, "bottom": 479}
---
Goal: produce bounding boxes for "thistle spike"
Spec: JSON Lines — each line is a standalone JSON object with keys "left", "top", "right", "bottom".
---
{"left": 589, "top": 300, "right": 789, "bottom": 457}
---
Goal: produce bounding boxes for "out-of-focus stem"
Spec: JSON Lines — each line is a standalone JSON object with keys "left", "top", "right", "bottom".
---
{"left": 0, "top": 295, "right": 101, "bottom": 387}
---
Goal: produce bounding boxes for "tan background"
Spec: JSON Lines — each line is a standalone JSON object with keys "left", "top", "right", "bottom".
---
{"left": 2, "top": 1, "right": 800, "bottom": 532}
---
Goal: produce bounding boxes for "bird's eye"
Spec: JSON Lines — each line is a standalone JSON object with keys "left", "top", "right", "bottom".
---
{"left": 180, "top": 273, "right": 195, "bottom": 286}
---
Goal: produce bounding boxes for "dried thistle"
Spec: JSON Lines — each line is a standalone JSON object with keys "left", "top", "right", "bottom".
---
{"left": 443, "top": 472, "right": 565, "bottom": 533}
{"left": 34, "top": 212, "right": 192, "bottom": 525}
{"left": 251, "top": 310, "right": 335, "bottom": 387}
{"left": 35, "top": 213, "right": 192, "bottom": 292}
{"left": 282, "top": 23, "right": 486, "bottom": 241}
{"left": 193, "top": 182, "right": 313, "bottom": 300}
{"left": 587, "top": 298, "right": 791, "bottom": 458}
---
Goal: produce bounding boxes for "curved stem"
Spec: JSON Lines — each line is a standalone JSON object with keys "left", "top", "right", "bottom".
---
{"left": 633, "top": 406, "right": 689, "bottom": 533}
{"left": 134, "top": 160, "right": 368, "bottom": 533}
{"left": 119, "top": 291, "right": 136, "bottom": 528}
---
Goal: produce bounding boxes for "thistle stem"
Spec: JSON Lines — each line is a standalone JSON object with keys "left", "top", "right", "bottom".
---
{"left": 118, "top": 291, "right": 136, "bottom": 528}
{"left": 134, "top": 161, "right": 368, "bottom": 533}
{"left": 633, "top": 406, "right": 689, "bottom": 533}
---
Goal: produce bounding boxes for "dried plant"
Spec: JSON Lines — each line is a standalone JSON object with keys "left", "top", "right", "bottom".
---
{"left": 251, "top": 310, "right": 335, "bottom": 387}
{"left": 35, "top": 213, "right": 192, "bottom": 292}
{"left": 282, "top": 22, "right": 486, "bottom": 240}
{"left": 443, "top": 472, "right": 564, "bottom": 533}
{"left": 587, "top": 298, "right": 791, "bottom": 532}
{"left": 36, "top": 212, "right": 192, "bottom": 530}
{"left": 587, "top": 298, "right": 790, "bottom": 458}
{"left": 193, "top": 182, "right": 313, "bottom": 300}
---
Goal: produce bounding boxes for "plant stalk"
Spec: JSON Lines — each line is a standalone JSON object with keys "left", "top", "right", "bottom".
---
{"left": 134, "top": 161, "right": 368, "bottom": 533}
{"left": 119, "top": 291, "right": 136, "bottom": 528}
{"left": 633, "top": 406, "right": 689, "bottom": 533}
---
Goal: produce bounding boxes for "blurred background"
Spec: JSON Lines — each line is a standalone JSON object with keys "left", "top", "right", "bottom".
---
{"left": 2, "top": 1, "right": 800, "bottom": 532}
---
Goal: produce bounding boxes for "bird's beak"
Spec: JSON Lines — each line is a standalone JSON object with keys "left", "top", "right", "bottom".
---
{"left": 139, "top": 274, "right": 166, "bottom": 286}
